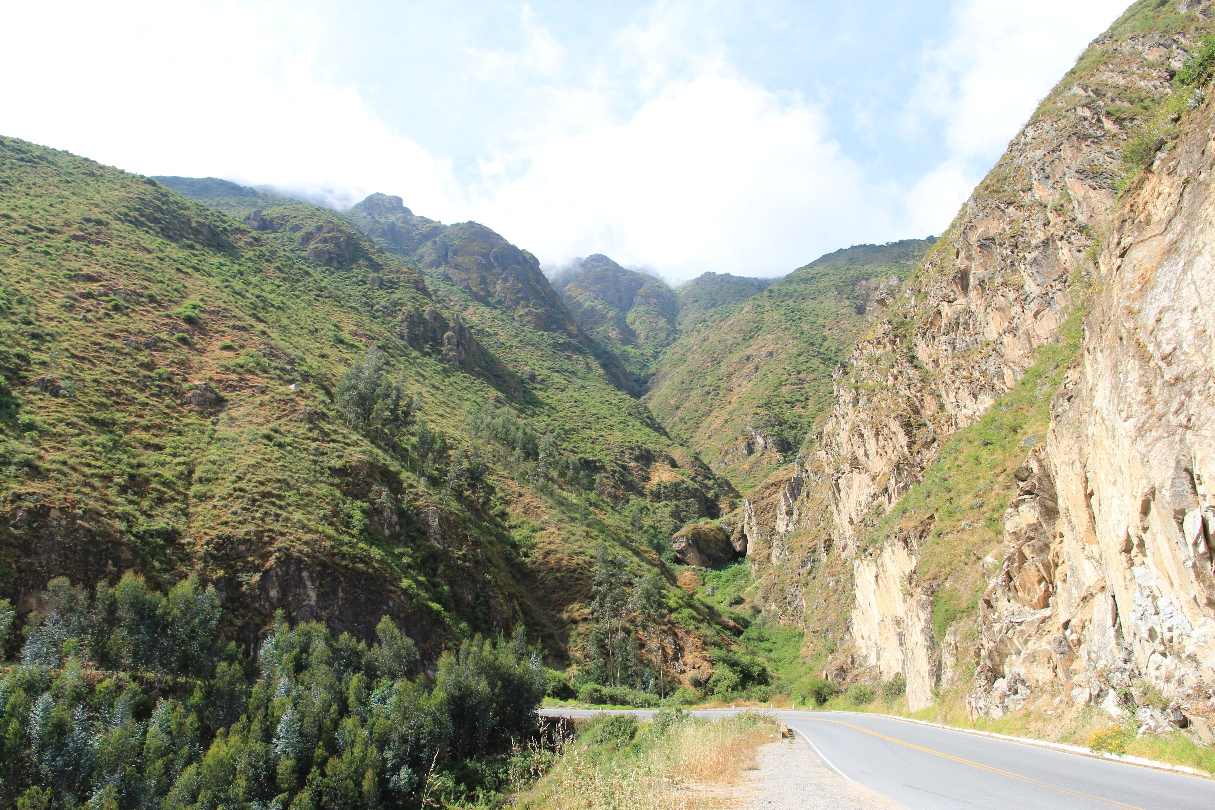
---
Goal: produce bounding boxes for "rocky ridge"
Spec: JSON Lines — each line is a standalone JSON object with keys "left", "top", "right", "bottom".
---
{"left": 735, "top": 0, "right": 1215, "bottom": 722}
{"left": 976, "top": 65, "right": 1215, "bottom": 725}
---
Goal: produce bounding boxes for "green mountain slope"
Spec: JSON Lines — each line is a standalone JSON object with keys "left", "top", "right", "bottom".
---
{"left": 645, "top": 239, "right": 932, "bottom": 489}
{"left": 1, "top": 140, "right": 735, "bottom": 670}
{"left": 675, "top": 272, "right": 774, "bottom": 331}
{"left": 550, "top": 254, "right": 678, "bottom": 386}
{"left": 343, "top": 193, "right": 640, "bottom": 396}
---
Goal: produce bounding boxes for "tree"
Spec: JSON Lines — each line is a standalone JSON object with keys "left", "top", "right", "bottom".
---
{"left": 335, "top": 346, "right": 413, "bottom": 444}
{"left": 628, "top": 573, "right": 671, "bottom": 697}
{"left": 0, "top": 599, "right": 15, "bottom": 658}
{"left": 369, "top": 617, "right": 419, "bottom": 682}
{"left": 585, "top": 547, "right": 640, "bottom": 688}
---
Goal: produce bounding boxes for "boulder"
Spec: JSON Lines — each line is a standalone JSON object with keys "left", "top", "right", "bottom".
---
{"left": 672, "top": 523, "right": 739, "bottom": 567}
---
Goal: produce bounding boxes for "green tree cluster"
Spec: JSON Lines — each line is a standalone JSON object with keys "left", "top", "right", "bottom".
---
{"left": 580, "top": 548, "right": 676, "bottom": 701}
{"left": 0, "top": 576, "right": 546, "bottom": 809}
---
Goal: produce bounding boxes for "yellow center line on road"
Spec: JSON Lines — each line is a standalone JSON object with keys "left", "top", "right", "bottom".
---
{"left": 807, "top": 718, "right": 1146, "bottom": 810}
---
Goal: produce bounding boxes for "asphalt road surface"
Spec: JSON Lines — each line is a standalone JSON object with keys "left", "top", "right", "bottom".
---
{"left": 538, "top": 708, "right": 1215, "bottom": 809}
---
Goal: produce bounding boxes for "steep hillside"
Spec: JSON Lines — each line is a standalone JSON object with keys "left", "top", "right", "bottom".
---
{"left": 345, "top": 193, "right": 639, "bottom": 395}
{"left": 975, "top": 43, "right": 1215, "bottom": 725}
{"left": 734, "top": 0, "right": 1215, "bottom": 732}
{"left": 674, "top": 272, "right": 774, "bottom": 331}
{"left": 1, "top": 139, "right": 737, "bottom": 681}
{"left": 646, "top": 240, "right": 930, "bottom": 489}
{"left": 550, "top": 254, "right": 678, "bottom": 386}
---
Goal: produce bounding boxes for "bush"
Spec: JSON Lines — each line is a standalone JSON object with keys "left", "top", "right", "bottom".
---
{"left": 1175, "top": 34, "right": 1215, "bottom": 88}
{"left": 706, "top": 646, "right": 770, "bottom": 697}
{"left": 580, "top": 713, "right": 638, "bottom": 750}
{"left": 845, "top": 684, "right": 875, "bottom": 706}
{"left": 172, "top": 300, "right": 205, "bottom": 324}
{"left": 880, "top": 675, "right": 906, "bottom": 701}
{"left": 802, "top": 678, "right": 841, "bottom": 707}
{"left": 664, "top": 686, "right": 701, "bottom": 707}
{"left": 1123, "top": 134, "right": 1166, "bottom": 169}
{"left": 577, "top": 683, "right": 658, "bottom": 708}
{"left": 544, "top": 668, "right": 576, "bottom": 700}
{"left": 1088, "top": 724, "right": 1135, "bottom": 755}
{"left": 650, "top": 708, "right": 689, "bottom": 735}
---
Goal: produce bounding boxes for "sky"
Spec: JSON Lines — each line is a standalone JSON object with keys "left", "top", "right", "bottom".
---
{"left": 1, "top": 0, "right": 1132, "bottom": 280}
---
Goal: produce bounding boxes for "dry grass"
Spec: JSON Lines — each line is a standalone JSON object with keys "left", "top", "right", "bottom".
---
{"left": 524, "top": 712, "right": 778, "bottom": 810}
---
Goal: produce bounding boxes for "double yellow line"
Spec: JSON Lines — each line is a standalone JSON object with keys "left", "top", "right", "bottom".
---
{"left": 807, "top": 717, "right": 1146, "bottom": 810}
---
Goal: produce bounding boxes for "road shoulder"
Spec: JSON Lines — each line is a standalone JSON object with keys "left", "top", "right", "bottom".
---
{"left": 731, "top": 735, "right": 901, "bottom": 809}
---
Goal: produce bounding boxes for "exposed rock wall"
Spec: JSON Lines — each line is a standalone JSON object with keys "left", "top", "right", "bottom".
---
{"left": 742, "top": 3, "right": 1215, "bottom": 718}
{"left": 976, "top": 82, "right": 1215, "bottom": 719}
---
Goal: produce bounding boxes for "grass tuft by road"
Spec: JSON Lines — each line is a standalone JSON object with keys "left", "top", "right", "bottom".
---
{"left": 522, "top": 711, "right": 778, "bottom": 810}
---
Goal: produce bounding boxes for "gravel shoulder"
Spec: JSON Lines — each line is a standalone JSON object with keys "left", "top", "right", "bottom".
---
{"left": 732, "top": 736, "right": 902, "bottom": 809}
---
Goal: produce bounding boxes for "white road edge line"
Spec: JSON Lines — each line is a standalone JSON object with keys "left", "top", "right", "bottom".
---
{"left": 792, "top": 727, "right": 860, "bottom": 787}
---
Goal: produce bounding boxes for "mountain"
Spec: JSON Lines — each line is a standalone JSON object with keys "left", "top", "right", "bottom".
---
{"left": 646, "top": 239, "right": 931, "bottom": 489}
{"left": 0, "top": 143, "right": 746, "bottom": 678}
{"left": 5, "top": 0, "right": 1215, "bottom": 782}
{"left": 732, "top": 0, "right": 1215, "bottom": 732}
{"left": 550, "top": 254, "right": 678, "bottom": 386}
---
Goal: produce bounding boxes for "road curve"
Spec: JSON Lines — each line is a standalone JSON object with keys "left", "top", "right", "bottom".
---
{"left": 538, "top": 708, "right": 1215, "bottom": 809}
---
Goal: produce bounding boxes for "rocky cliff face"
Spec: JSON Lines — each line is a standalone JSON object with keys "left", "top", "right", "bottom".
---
{"left": 976, "top": 73, "right": 1215, "bottom": 723}
{"left": 738, "top": 0, "right": 1215, "bottom": 718}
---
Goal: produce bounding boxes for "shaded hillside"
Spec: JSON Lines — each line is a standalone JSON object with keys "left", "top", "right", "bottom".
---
{"left": 2, "top": 139, "right": 739, "bottom": 680}
{"left": 733, "top": 0, "right": 1215, "bottom": 734}
{"left": 550, "top": 254, "right": 678, "bottom": 386}
{"left": 645, "top": 239, "right": 931, "bottom": 489}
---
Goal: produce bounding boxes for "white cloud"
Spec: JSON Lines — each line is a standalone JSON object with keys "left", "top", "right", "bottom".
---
{"left": 0, "top": 0, "right": 464, "bottom": 219}
{"left": 0, "top": 0, "right": 1136, "bottom": 280}
{"left": 463, "top": 4, "right": 566, "bottom": 83}
{"left": 450, "top": 2, "right": 884, "bottom": 278}
{"left": 468, "top": 70, "right": 873, "bottom": 278}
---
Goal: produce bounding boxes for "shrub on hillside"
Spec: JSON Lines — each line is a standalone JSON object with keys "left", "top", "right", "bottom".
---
{"left": 846, "top": 684, "right": 876, "bottom": 705}
{"left": 664, "top": 686, "right": 701, "bottom": 707}
{"left": 545, "top": 668, "right": 576, "bottom": 700}
{"left": 706, "top": 646, "right": 770, "bottom": 697}
{"left": 801, "top": 678, "right": 842, "bottom": 707}
{"left": 580, "top": 714, "right": 639, "bottom": 750}
{"left": 1088, "top": 724, "right": 1135, "bottom": 755}
{"left": 577, "top": 683, "right": 658, "bottom": 708}
{"left": 880, "top": 674, "right": 907, "bottom": 701}
{"left": 1175, "top": 33, "right": 1215, "bottom": 87}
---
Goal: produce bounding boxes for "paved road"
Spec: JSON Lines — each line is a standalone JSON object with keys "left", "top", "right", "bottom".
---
{"left": 539, "top": 708, "right": 1215, "bottom": 809}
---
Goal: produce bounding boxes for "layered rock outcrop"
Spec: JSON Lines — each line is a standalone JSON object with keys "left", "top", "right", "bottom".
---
{"left": 741, "top": 2, "right": 1215, "bottom": 719}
